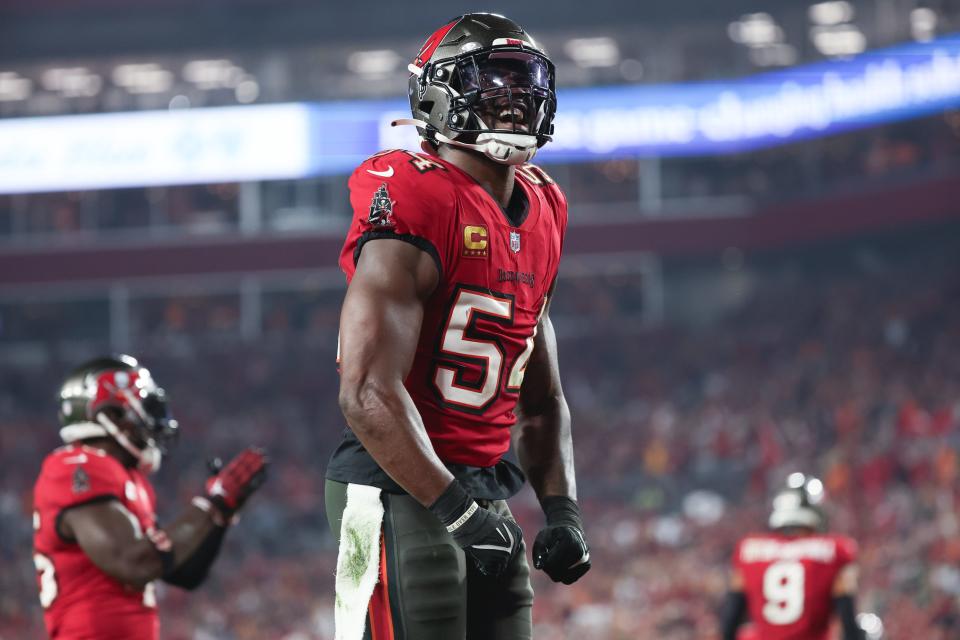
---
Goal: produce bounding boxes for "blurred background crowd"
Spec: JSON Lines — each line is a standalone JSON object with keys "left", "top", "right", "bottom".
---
{"left": 2, "top": 0, "right": 960, "bottom": 638}
{"left": 2, "top": 219, "right": 958, "bottom": 639}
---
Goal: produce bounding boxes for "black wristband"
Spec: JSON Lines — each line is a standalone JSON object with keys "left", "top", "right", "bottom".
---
{"left": 834, "top": 595, "right": 866, "bottom": 640}
{"left": 428, "top": 480, "right": 476, "bottom": 531}
{"left": 540, "top": 495, "right": 583, "bottom": 530}
{"left": 157, "top": 547, "right": 176, "bottom": 578}
{"left": 720, "top": 591, "right": 747, "bottom": 640}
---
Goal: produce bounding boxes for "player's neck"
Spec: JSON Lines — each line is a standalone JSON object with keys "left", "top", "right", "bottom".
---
{"left": 438, "top": 145, "right": 516, "bottom": 208}
{"left": 81, "top": 437, "right": 137, "bottom": 469}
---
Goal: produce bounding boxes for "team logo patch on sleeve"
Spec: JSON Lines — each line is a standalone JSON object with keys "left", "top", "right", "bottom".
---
{"left": 367, "top": 183, "right": 395, "bottom": 228}
{"left": 72, "top": 467, "right": 90, "bottom": 494}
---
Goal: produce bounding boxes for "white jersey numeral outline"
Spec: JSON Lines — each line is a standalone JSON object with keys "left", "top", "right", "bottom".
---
{"left": 34, "top": 553, "right": 58, "bottom": 609}
{"left": 762, "top": 560, "right": 806, "bottom": 625}
{"left": 434, "top": 286, "right": 539, "bottom": 410}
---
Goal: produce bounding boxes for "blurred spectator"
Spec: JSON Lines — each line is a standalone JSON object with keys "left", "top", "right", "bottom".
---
{"left": 0, "top": 221, "right": 958, "bottom": 638}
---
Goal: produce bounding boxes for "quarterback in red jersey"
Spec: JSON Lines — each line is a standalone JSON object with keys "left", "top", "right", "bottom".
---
{"left": 33, "top": 355, "right": 267, "bottom": 639}
{"left": 721, "top": 474, "right": 866, "bottom": 640}
{"left": 326, "top": 13, "right": 589, "bottom": 640}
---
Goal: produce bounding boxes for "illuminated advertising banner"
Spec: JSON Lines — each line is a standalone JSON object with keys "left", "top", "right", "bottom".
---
{"left": 385, "top": 34, "right": 960, "bottom": 159}
{"left": 0, "top": 34, "right": 958, "bottom": 193}
{"left": 0, "top": 104, "right": 315, "bottom": 194}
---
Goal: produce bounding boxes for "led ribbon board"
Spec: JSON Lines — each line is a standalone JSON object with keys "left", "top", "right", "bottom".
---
{"left": 381, "top": 33, "right": 960, "bottom": 159}
{"left": 0, "top": 103, "right": 316, "bottom": 194}
{"left": 0, "top": 34, "right": 958, "bottom": 193}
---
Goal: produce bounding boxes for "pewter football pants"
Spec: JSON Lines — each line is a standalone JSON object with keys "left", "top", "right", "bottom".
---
{"left": 325, "top": 479, "right": 534, "bottom": 640}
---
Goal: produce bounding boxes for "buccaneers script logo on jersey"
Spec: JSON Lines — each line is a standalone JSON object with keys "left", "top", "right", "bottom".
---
{"left": 368, "top": 184, "right": 396, "bottom": 228}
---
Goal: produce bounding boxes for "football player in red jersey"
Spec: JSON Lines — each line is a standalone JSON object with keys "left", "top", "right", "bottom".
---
{"left": 33, "top": 355, "right": 267, "bottom": 639}
{"left": 720, "top": 474, "right": 865, "bottom": 640}
{"left": 325, "top": 13, "right": 589, "bottom": 640}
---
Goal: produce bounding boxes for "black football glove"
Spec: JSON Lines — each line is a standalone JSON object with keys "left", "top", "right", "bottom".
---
{"left": 532, "top": 496, "right": 591, "bottom": 585}
{"left": 429, "top": 480, "right": 523, "bottom": 578}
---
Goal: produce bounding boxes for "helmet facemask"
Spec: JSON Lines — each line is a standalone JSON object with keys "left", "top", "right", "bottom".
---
{"left": 446, "top": 49, "right": 555, "bottom": 163}
{"left": 401, "top": 42, "right": 557, "bottom": 165}
{"left": 95, "top": 371, "right": 178, "bottom": 474}
{"left": 59, "top": 360, "right": 178, "bottom": 474}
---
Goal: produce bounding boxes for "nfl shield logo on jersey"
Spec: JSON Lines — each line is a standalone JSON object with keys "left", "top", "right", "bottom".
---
{"left": 510, "top": 231, "right": 521, "bottom": 253}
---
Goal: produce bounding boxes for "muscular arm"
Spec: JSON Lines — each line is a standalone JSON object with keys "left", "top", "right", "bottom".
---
{"left": 513, "top": 298, "right": 575, "bottom": 500}
{"left": 60, "top": 500, "right": 220, "bottom": 590}
{"left": 337, "top": 239, "right": 454, "bottom": 506}
{"left": 720, "top": 568, "right": 747, "bottom": 640}
{"left": 833, "top": 564, "right": 865, "bottom": 640}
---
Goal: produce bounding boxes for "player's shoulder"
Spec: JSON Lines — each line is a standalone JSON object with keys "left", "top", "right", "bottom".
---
{"left": 36, "top": 445, "right": 126, "bottom": 499}
{"left": 352, "top": 149, "right": 454, "bottom": 190}
{"left": 516, "top": 162, "right": 567, "bottom": 222}
{"left": 516, "top": 162, "right": 560, "bottom": 188}
{"left": 347, "top": 149, "right": 459, "bottom": 238}
{"left": 826, "top": 533, "right": 859, "bottom": 561}
{"left": 733, "top": 532, "right": 770, "bottom": 562}
{"left": 517, "top": 162, "right": 565, "bottom": 197}
{"left": 41, "top": 445, "right": 116, "bottom": 475}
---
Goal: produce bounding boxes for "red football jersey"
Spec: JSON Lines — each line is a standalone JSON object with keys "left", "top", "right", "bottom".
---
{"left": 734, "top": 532, "right": 858, "bottom": 640}
{"left": 33, "top": 444, "right": 160, "bottom": 640}
{"left": 340, "top": 149, "right": 567, "bottom": 467}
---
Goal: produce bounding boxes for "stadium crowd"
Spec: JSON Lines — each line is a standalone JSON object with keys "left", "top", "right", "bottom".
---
{"left": 0, "top": 224, "right": 958, "bottom": 639}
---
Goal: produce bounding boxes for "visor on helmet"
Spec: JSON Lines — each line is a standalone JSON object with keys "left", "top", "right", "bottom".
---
{"left": 449, "top": 49, "right": 555, "bottom": 139}
{"left": 90, "top": 368, "right": 179, "bottom": 455}
{"left": 135, "top": 388, "right": 179, "bottom": 454}
{"left": 455, "top": 50, "right": 552, "bottom": 93}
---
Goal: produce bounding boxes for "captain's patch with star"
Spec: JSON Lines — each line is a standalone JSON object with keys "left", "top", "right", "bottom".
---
{"left": 368, "top": 183, "right": 395, "bottom": 228}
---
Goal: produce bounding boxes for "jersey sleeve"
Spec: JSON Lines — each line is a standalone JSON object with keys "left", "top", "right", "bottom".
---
{"left": 36, "top": 450, "right": 127, "bottom": 514}
{"left": 340, "top": 149, "right": 456, "bottom": 282}
{"left": 835, "top": 535, "right": 859, "bottom": 567}
{"left": 732, "top": 537, "right": 746, "bottom": 572}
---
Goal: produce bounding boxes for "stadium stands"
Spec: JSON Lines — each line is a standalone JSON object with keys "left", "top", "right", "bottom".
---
{"left": 1, "top": 221, "right": 957, "bottom": 638}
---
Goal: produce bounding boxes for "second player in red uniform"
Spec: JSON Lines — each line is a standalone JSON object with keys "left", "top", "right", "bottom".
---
{"left": 33, "top": 355, "right": 267, "bottom": 639}
{"left": 721, "top": 474, "right": 866, "bottom": 640}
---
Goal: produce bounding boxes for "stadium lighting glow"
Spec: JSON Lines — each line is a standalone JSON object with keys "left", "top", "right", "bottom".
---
{"left": 857, "top": 613, "right": 884, "bottom": 639}
{"left": 619, "top": 58, "right": 644, "bottom": 82}
{"left": 749, "top": 43, "right": 798, "bottom": 67}
{"left": 112, "top": 63, "right": 175, "bottom": 94}
{"left": 3, "top": 33, "right": 960, "bottom": 193}
{"left": 728, "top": 13, "right": 784, "bottom": 47}
{"left": 0, "top": 72, "right": 32, "bottom": 101}
{"left": 564, "top": 37, "right": 620, "bottom": 68}
{"left": 787, "top": 472, "right": 806, "bottom": 489}
{"left": 347, "top": 50, "right": 402, "bottom": 76}
{"left": 168, "top": 94, "right": 191, "bottom": 109}
{"left": 911, "top": 8, "right": 938, "bottom": 42}
{"left": 235, "top": 79, "right": 260, "bottom": 104}
{"left": 811, "top": 24, "right": 867, "bottom": 56}
{"left": 807, "top": 478, "right": 824, "bottom": 501}
{"left": 808, "top": 1, "right": 855, "bottom": 27}
{"left": 41, "top": 67, "right": 102, "bottom": 97}
{"left": 183, "top": 59, "right": 246, "bottom": 89}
